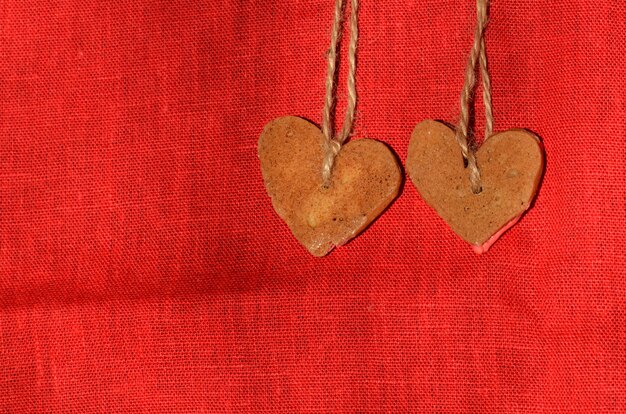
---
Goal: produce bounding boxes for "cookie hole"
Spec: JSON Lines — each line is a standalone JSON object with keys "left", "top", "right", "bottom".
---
{"left": 463, "top": 157, "right": 468, "bottom": 168}
{"left": 472, "top": 186, "right": 483, "bottom": 195}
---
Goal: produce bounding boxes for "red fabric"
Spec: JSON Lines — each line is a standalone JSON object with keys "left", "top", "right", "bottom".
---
{"left": 1, "top": 0, "right": 624, "bottom": 412}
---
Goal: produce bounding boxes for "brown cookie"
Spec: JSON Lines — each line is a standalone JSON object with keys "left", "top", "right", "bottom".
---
{"left": 406, "top": 120, "right": 544, "bottom": 253}
{"left": 258, "top": 116, "right": 401, "bottom": 256}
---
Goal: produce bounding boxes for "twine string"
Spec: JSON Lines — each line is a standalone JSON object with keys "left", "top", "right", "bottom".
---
{"left": 455, "top": 0, "right": 493, "bottom": 194}
{"left": 321, "top": 0, "right": 359, "bottom": 187}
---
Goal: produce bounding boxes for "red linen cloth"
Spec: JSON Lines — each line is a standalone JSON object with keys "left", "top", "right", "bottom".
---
{"left": 0, "top": 0, "right": 624, "bottom": 412}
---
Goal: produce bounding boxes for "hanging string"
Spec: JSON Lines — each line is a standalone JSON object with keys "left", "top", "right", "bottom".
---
{"left": 455, "top": 0, "right": 493, "bottom": 194}
{"left": 321, "top": 0, "right": 359, "bottom": 188}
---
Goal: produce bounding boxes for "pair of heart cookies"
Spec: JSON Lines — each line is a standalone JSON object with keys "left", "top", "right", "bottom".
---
{"left": 258, "top": 116, "right": 544, "bottom": 256}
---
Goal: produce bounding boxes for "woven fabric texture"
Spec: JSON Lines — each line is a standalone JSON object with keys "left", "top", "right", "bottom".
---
{"left": 0, "top": 0, "right": 624, "bottom": 412}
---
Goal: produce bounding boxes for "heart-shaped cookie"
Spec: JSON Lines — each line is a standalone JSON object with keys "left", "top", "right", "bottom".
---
{"left": 406, "top": 120, "right": 544, "bottom": 253}
{"left": 258, "top": 116, "right": 401, "bottom": 256}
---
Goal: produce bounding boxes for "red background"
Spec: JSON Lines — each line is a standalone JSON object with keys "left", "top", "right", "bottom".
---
{"left": 1, "top": 0, "right": 624, "bottom": 412}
